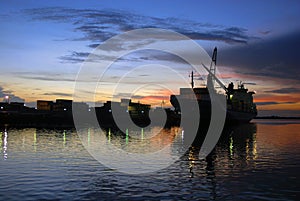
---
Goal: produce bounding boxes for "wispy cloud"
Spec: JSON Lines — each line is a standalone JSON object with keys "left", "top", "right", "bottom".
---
{"left": 243, "top": 82, "right": 257, "bottom": 85}
{"left": 24, "top": 7, "right": 254, "bottom": 62}
{"left": 42, "top": 92, "right": 73, "bottom": 97}
{"left": 256, "top": 101, "right": 296, "bottom": 106}
{"left": 265, "top": 87, "right": 300, "bottom": 94}
{"left": 13, "top": 71, "right": 76, "bottom": 82}
{"left": 59, "top": 50, "right": 126, "bottom": 63}
{"left": 19, "top": 75, "right": 75, "bottom": 82}
{"left": 259, "top": 30, "right": 272, "bottom": 35}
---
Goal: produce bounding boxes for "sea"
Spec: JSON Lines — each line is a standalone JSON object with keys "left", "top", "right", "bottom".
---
{"left": 0, "top": 119, "right": 299, "bottom": 200}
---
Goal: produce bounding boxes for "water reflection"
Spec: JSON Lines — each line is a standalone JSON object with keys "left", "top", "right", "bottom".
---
{"left": 0, "top": 128, "right": 8, "bottom": 159}
{"left": 0, "top": 123, "right": 257, "bottom": 169}
{"left": 0, "top": 127, "right": 79, "bottom": 160}
{"left": 184, "top": 123, "right": 257, "bottom": 200}
{"left": 186, "top": 123, "right": 257, "bottom": 178}
{"left": 0, "top": 121, "right": 299, "bottom": 200}
{"left": 218, "top": 123, "right": 257, "bottom": 161}
{"left": 98, "top": 126, "right": 182, "bottom": 154}
{"left": 3, "top": 129, "right": 8, "bottom": 159}
{"left": 87, "top": 123, "right": 258, "bottom": 178}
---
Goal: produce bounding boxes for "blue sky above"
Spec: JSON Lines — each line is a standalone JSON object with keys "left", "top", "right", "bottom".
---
{"left": 0, "top": 0, "right": 300, "bottom": 116}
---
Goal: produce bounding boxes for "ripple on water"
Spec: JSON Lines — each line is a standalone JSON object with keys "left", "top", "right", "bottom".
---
{"left": 0, "top": 122, "right": 299, "bottom": 200}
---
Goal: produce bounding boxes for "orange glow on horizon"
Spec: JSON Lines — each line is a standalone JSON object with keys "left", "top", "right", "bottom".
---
{"left": 255, "top": 93, "right": 300, "bottom": 111}
{"left": 133, "top": 89, "right": 173, "bottom": 107}
{"left": 254, "top": 94, "right": 300, "bottom": 103}
{"left": 257, "top": 103, "right": 300, "bottom": 111}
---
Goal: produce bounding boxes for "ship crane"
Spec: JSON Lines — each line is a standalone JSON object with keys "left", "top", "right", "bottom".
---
{"left": 201, "top": 63, "right": 227, "bottom": 92}
{"left": 202, "top": 47, "right": 228, "bottom": 93}
{"left": 207, "top": 47, "right": 217, "bottom": 87}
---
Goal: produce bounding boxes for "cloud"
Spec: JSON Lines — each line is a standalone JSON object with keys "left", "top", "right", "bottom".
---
{"left": 258, "top": 109, "right": 300, "bottom": 117}
{"left": 0, "top": 86, "right": 25, "bottom": 102}
{"left": 19, "top": 75, "right": 75, "bottom": 82}
{"left": 13, "top": 71, "right": 76, "bottom": 82}
{"left": 112, "top": 92, "right": 135, "bottom": 100}
{"left": 58, "top": 51, "right": 88, "bottom": 63}
{"left": 255, "top": 94, "right": 300, "bottom": 103}
{"left": 42, "top": 92, "right": 73, "bottom": 97}
{"left": 57, "top": 48, "right": 189, "bottom": 67}
{"left": 136, "top": 50, "right": 188, "bottom": 64}
{"left": 22, "top": 7, "right": 299, "bottom": 100}
{"left": 265, "top": 87, "right": 300, "bottom": 94}
{"left": 112, "top": 93, "right": 162, "bottom": 101}
{"left": 88, "top": 43, "right": 101, "bottom": 48}
{"left": 219, "top": 30, "right": 300, "bottom": 82}
{"left": 259, "top": 30, "right": 272, "bottom": 35}
{"left": 242, "top": 82, "right": 257, "bottom": 85}
{"left": 59, "top": 51, "right": 123, "bottom": 63}
{"left": 24, "top": 7, "right": 255, "bottom": 63}
{"left": 256, "top": 101, "right": 296, "bottom": 106}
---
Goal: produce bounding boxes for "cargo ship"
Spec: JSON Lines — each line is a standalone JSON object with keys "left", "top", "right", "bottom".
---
{"left": 170, "top": 47, "right": 257, "bottom": 124}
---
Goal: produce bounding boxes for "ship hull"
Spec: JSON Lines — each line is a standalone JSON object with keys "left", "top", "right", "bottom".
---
{"left": 196, "top": 105, "right": 256, "bottom": 125}
{"left": 226, "top": 110, "right": 256, "bottom": 123}
{"left": 170, "top": 97, "right": 256, "bottom": 127}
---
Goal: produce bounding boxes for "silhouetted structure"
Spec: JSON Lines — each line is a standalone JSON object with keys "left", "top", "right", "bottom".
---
{"left": 37, "top": 100, "right": 53, "bottom": 111}
{"left": 96, "top": 99, "right": 151, "bottom": 128}
{"left": 170, "top": 47, "right": 257, "bottom": 124}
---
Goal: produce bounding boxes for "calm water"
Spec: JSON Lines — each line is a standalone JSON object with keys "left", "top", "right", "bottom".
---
{"left": 0, "top": 120, "right": 299, "bottom": 200}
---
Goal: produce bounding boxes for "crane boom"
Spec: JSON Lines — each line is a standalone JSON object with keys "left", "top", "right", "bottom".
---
{"left": 202, "top": 63, "right": 227, "bottom": 92}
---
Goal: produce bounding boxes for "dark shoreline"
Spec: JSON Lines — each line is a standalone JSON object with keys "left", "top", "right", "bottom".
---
{"left": 255, "top": 116, "right": 300, "bottom": 119}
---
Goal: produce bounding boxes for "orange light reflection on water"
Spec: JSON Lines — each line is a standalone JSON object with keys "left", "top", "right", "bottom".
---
{"left": 255, "top": 121, "right": 300, "bottom": 151}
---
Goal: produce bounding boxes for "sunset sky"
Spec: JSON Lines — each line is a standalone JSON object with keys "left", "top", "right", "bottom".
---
{"left": 0, "top": 0, "right": 300, "bottom": 116}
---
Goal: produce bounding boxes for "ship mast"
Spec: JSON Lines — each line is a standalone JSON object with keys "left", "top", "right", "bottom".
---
{"left": 190, "top": 71, "right": 194, "bottom": 88}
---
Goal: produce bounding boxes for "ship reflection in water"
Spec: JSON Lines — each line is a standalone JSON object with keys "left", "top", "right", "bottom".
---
{"left": 0, "top": 120, "right": 299, "bottom": 200}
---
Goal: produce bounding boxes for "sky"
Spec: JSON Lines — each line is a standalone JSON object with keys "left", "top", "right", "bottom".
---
{"left": 0, "top": 0, "right": 300, "bottom": 116}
